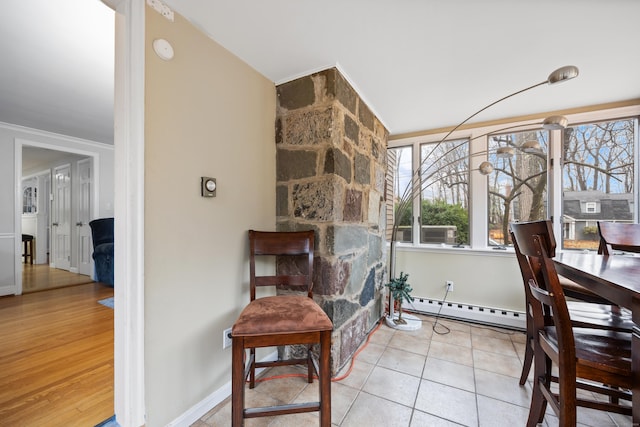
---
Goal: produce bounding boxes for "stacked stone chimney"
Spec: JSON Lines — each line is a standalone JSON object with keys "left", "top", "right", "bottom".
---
{"left": 276, "top": 68, "right": 388, "bottom": 373}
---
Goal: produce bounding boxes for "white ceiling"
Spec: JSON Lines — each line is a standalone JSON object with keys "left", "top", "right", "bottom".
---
{"left": 22, "top": 145, "right": 88, "bottom": 173}
{"left": 3, "top": 0, "right": 640, "bottom": 146}
{"left": 1, "top": 0, "right": 114, "bottom": 144}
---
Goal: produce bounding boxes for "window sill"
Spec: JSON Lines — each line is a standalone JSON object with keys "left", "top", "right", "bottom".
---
{"left": 390, "top": 242, "right": 515, "bottom": 257}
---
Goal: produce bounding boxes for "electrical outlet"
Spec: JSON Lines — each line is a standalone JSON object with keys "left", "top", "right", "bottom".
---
{"left": 446, "top": 280, "right": 454, "bottom": 292}
{"left": 222, "top": 327, "right": 232, "bottom": 349}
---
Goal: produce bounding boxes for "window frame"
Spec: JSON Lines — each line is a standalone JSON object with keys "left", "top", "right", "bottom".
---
{"left": 387, "top": 104, "right": 640, "bottom": 252}
{"left": 419, "top": 138, "right": 470, "bottom": 245}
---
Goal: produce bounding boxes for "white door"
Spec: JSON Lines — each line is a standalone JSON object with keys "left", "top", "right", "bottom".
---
{"left": 52, "top": 164, "right": 71, "bottom": 271}
{"left": 77, "top": 158, "right": 92, "bottom": 276}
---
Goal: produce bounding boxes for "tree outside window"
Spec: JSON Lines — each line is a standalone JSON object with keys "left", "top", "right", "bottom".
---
{"left": 420, "top": 139, "right": 469, "bottom": 245}
{"left": 487, "top": 130, "right": 549, "bottom": 246}
{"left": 562, "top": 118, "right": 636, "bottom": 250}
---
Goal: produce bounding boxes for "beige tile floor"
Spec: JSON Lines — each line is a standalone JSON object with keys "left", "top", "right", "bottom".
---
{"left": 192, "top": 314, "right": 632, "bottom": 427}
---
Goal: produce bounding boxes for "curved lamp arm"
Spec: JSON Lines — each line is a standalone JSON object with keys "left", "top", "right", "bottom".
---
{"left": 387, "top": 66, "right": 578, "bottom": 321}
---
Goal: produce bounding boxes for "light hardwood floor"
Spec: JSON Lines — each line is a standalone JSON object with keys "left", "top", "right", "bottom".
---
{"left": 0, "top": 269, "right": 114, "bottom": 426}
{"left": 22, "top": 264, "right": 96, "bottom": 293}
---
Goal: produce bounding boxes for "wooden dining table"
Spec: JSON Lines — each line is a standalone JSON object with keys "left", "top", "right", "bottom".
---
{"left": 554, "top": 252, "right": 640, "bottom": 424}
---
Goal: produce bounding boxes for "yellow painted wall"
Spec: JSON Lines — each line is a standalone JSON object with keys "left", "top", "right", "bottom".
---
{"left": 144, "top": 7, "right": 276, "bottom": 425}
{"left": 394, "top": 248, "right": 524, "bottom": 312}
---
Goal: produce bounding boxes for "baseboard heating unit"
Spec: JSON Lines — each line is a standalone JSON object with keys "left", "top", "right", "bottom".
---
{"left": 405, "top": 297, "right": 526, "bottom": 331}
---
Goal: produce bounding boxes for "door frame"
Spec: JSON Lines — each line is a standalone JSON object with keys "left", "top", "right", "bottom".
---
{"left": 14, "top": 140, "right": 100, "bottom": 295}
{"left": 109, "top": 0, "right": 146, "bottom": 425}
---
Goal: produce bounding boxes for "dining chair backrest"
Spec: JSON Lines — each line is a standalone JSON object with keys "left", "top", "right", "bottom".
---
{"left": 510, "top": 220, "right": 572, "bottom": 344}
{"left": 510, "top": 225, "right": 553, "bottom": 319}
{"left": 249, "top": 229, "right": 314, "bottom": 301}
{"left": 597, "top": 221, "right": 640, "bottom": 255}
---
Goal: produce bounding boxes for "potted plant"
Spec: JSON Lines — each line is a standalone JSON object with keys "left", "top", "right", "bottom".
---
{"left": 385, "top": 272, "right": 414, "bottom": 325}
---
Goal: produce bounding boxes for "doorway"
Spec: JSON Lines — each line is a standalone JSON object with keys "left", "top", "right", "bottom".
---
{"left": 3, "top": 0, "right": 132, "bottom": 424}
{"left": 20, "top": 145, "right": 96, "bottom": 293}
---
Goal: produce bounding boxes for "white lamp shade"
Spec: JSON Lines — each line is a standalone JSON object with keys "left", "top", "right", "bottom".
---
{"left": 496, "top": 147, "right": 515, "bottom": 158}
{"left": 479, "top": 161, "right": 494, "bottom": 175}
{"left": 522, "top": 140, "right": 542, "bottom": 153}
{"left": 542, "top": 115, "right": 568, "bottom": 130}
{"left": 547, "top": 66, "right": 579, "bottom": 85}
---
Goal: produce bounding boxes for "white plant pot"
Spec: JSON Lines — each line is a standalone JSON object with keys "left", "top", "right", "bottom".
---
{"left": 385, "top": 312, "right": 422, "bottom": 331}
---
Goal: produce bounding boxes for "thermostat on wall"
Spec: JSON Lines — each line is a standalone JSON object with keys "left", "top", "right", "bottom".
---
{"left": 201, "top": 177, "right": 216, "bottom": 197}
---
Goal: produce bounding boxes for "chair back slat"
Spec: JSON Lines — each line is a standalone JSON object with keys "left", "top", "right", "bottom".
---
{"left": 250, "top": 231, "right": 313, "bottom": 256}
{"left": 597, "top": 222, "right": 640, "bottom": 255}
{"left": 254, "top": 275, "right": 308, "bottom": 288}
{"left": 249, "top": 230, "right": 315, "bottom": 301}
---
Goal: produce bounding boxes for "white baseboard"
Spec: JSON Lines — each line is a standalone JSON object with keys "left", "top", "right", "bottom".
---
{"left": 167, "top": 351, "right": 278, "bottom": 427}
{"left": 406, "top": 297, "right": 526, "bottom": 330}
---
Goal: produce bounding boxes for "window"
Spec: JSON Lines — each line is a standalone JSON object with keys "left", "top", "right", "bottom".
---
{"left": 22, "top": 178, "right": 38, "bottom": 214}
{"left": 387, "top": 145, "right": 413, "bottom": 243}
{"left": 386, "top": 106, "right": 639, "bottom": 251}
{"left": 487, "top": 129, "right": 548, "bottom": 246}
{"left": 420, "top": 139, "right": 469, "bottom": 245}
{"left": 562, "top": 118, "right": 636, "bottom": 250}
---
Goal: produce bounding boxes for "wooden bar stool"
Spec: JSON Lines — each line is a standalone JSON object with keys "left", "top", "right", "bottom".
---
{"left": 231, "top": 230, "right": 333, "bottom": 426}
{"left": 22, "top": 234, "right": 34, "bottom": 264}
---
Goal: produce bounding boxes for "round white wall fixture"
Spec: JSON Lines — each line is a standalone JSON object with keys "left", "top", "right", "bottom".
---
{"left": 153, "top": 39, "right": 174, "bottom": 61}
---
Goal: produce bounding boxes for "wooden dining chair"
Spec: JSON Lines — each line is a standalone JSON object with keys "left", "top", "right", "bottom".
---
{"left": 510, "top": 222, "right": 631, "bottom": 386}
{"left": 597, "top": 221, "right": 640, "bottom": 255}
{"left": 231, "top": 230, "right": 333, "bottom": 426}
{"left": 510, "top": 220, "right": 632, "bottom": 426}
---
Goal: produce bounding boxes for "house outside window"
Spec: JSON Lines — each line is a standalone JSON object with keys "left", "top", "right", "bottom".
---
{"left": 562, "top": 117, "right": 636, "bottom": 250}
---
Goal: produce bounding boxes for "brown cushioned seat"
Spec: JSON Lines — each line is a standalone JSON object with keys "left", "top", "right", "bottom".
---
{"left": 233, "top": 295, "right": 333, "bottom": 337}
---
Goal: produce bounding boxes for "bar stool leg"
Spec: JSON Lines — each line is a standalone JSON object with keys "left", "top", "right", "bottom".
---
{"left": 319, "top": 330, "right": 331, "bottom": 427}
{"left": 231, "top": 337, "right": 244, "bottom": 427}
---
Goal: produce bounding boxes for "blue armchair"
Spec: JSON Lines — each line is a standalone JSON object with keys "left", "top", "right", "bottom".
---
{"left": 89, "top": 218, "right": 114, "bottom": 286}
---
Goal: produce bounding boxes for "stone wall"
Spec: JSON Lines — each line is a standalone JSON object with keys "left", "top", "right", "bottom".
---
{"left": 275, "top": 68, "right": 389, "bottom": 373}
